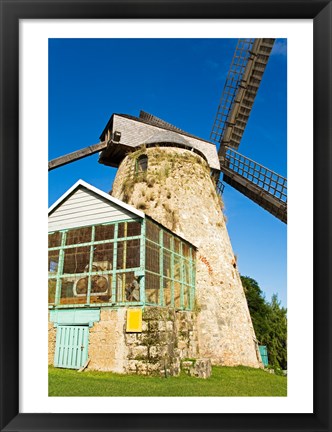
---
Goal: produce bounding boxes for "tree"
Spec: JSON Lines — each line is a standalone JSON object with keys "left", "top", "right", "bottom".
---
{"left": 266, "top": 294, "right": 287, "bottom": 370}
{"left": 241, "top": 276, "right": 287, "bottom": 370}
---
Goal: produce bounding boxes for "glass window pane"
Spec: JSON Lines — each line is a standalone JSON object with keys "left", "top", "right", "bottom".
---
{"left": 91, "top": 275, "right": 109, "bottom": 295}
{"left": 66, "top": 227, "right": 92, "bottom": 245}
{"left": 126, "top": 239, "right": 140, "bottom": 268}
{"left": 125, "top": 272, "right": 140, "bottom": 302}
{"left": 163, "top": 277, "right": 172, "bottom": 306}
{"left": 174, "top": 238, "right": 180, "bottom": 254}
{"left": 93, "top": 243, "right": 113, "bottom": 270}
{"left": 145, "top": 272, "right": 159, "bottom": 304}
{"left": 174, "top": 281, "right": 181, "bottom": 308}
{"left": 48, "top": 279, "right": 56, "bottom": 304}
{"left": 117, "top": 242, "right": 124, "bottom": 270}
{"left": 183, "top": 260, "right": 190, "bottom": 284}
{"left": 127, "top": 221, "right": 141, "bottom": 237}
{"left": 48, "top": 232, "right": 61, "bottom": 248}
{"left": 59, "top": 277, "right": 87, "bottom": 305}
{"left": 146, "top": 220, "right": 159, "bottom": 243}
{"left": 118, "top": 222, "right": 126, "bottom": 238}
{"left": 146, "top": 240, "right": 160, "bottom": 274}
{"left": 174, "top": 255, "right": 181, "bottom": 281}
{"left": 182, "top": 243, "right": 190, "bottom": 258}
{"left": 116, "top": 273, "right": 124, "bottom": 302}
{"left": 183, "top": 285, "right": 190, "bottom": 309}
{"left": 163, "top": 231, "right": 171, "bottom": 250}
{"left": 118, "top": 221, "right": 141, "bottom": 239}
{"left": 48, "top": 251, "right": 59, "bottom": 275}
{"left": 95, "top": 224, "right": 114, "bottom": 242}
{"left": 63, "top": 246, "right": 90, "bottom": 274}
{"left": 163, "top": 250, "right": 171, "bottom": 278}
{"left": 89, "top": 274, "right": 112, "bottom": 304}
{"left": 117, "top": 240, "right": 140, "bottom": 270}
{"left": 116, "top": 271, "right": 139, "bottom": 303}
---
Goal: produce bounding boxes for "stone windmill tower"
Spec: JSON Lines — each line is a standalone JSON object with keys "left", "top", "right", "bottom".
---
{"left": 49, "top": 38, "right": 287, "bottom": 369}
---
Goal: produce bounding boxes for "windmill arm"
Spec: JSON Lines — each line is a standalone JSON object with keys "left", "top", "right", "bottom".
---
{"left": 220, "top": 146, "right": 287, "bottom": 223}
{"left": 48, "top": 141, "right": 107, "bottom": 171}
{"left": 210, "top": 38, "right": 275, "bottom": 153}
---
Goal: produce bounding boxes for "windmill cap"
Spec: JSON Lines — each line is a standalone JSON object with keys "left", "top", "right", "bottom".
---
{"left": 144, "top": 130, "right": 190, "bottom": 146}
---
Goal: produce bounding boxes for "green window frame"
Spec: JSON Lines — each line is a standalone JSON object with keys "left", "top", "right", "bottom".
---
{"left": 48, "top": 219, "right": 144, "bottom": 308}
{"left": 144, "top": 219, "right": 196, "bottom": 311}
{"left": 48, "top": 218, "right": 196, "bottom": 310}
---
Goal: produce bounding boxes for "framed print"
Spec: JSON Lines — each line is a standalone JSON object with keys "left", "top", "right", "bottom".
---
{"left": 0, "top": 0, "right": 331, "bottom": 431}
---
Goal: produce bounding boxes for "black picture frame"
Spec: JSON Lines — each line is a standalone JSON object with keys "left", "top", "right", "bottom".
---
{"left": 0, "top": 1, "right": 331, "bottom": 431}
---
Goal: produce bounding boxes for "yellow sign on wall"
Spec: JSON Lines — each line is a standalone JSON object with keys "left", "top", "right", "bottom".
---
{"left": 126, "top": 308, "right": 142, "bottom": 333}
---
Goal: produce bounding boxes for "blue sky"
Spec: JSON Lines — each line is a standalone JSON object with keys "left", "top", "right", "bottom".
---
{"left": 48, "top": 38, "right": 287, "bottom": 306}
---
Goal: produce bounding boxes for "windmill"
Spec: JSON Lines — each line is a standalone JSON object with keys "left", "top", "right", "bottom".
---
{"left": 49, "top": 38, "right": 287, "bottom": 224}
{"left": 48, "top": 38, "right": 286, "bottom": 368}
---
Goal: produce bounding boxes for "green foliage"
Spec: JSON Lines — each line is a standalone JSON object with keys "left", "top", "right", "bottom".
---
{"left": 49, "top": 365, "right": 287, "bottom": 397}
{"left": 241, "top": 276, "right": 287, "bottom": 370}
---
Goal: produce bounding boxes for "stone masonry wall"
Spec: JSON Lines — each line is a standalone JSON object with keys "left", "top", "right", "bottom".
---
{"left": 125, "top": 307, "right": 198, "bottom": 376}
{"left": 48, "top": 306, "right": 198, "bottom": 375}
{"left": 111, "top": 146, "right": 262, "bottom": 368}
{"left": 88, "top": 308, "right": 128, "bottom": 372}
{"left": 48, "top": 319, "right": 56, "bottom": 365}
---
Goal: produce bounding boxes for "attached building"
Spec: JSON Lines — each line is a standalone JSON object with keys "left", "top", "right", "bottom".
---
{"left": 48, "top": 180, "right": 198, "bottom": 374}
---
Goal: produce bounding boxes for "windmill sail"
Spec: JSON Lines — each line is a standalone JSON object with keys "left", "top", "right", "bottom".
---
{"left": 210, "top": 38, "right": 275, "bottom": 151}
{"left": 210, "top": 38, "right": 287, "bottom": 223}
{"left": 221, "top": 147, "right": 287, "bottom": 223}
{"left": 48, "top": 141, "right": 107, "bottom": 171}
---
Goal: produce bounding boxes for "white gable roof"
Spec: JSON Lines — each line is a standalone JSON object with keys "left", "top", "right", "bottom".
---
{"left": 48, "top": 179, "right": 144, "bottom": 232}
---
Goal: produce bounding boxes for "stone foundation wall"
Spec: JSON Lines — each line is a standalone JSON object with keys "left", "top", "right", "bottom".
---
{"left": 88, "top": 308, "right": 128, "bottom": 373}
{"left": 125, "top": 307, "right": 198, "bottom": 376}
{"left": 48, "top": 306, "right": 199, "bottom": 376}
{"left": 48, "top": 319, "right": 56, "bottom": 365}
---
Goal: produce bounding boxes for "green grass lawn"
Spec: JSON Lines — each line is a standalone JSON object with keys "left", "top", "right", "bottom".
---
{"left": 49, "top": 365, "right": 287, "bottom": 397}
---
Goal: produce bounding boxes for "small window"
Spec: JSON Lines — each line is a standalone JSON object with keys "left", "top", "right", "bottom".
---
{"left": 136, "top": 155, "right": 148, "bottom": 173}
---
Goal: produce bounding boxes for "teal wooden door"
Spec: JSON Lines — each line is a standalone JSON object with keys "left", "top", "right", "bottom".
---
{"left": 54, "top": 325, "right": 89, "bottom": 369}
{"left": 259, "top": 345, "right": 269, "bottom": 367}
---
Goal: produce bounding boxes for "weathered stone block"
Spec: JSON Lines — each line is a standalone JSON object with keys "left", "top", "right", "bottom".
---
{"left": 189, "top": 359, "right": 212, "bottom": 379}
{"left": 143, "top": 306, "right": 168, "bottom": 321}
{"left": 158, "top": 320, "right": 166, "bottom": 332}
{"left": 181, "top": 359, "right": 212, "bottom": 379}
{"left": 126, "top": 333, "right": 138, "bottom": 345}
{"left": 130, "top": 345, "right": 148, "bottom": 359}
{"left": 136, "top": 361, "right": 148, "bottom": 373}
{"left": 149, "top": 345, "right": 169, "bottom": 359}
{"left": 147, "top": 362, "right": 162, "bottom": 373}
{"left": 127, "top": 360, "right": 138, "bottom": 372}
{"left": 148, "top": 320, "right": 159, "bottom": 333}
{"left": 166, "top": 321, "right": 174, "bottom": 332}
{"left": 182, "top": 360, "right": 194, "bottom": 369}
{"left": 141, "top": 333, "right": 160, "bottom": 346}
{"left": 177, "top": 340, "right": 188, "bottom": 350}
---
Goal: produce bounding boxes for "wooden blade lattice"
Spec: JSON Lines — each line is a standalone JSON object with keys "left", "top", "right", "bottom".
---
{"left": 220, "top": 147, "right": 287, "bottom": 223}
{"left": 211, "top": 38, "right": 275, "bottom": 152}
{"left": 210, "top": 38, "right": 255, "bottom": 148}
